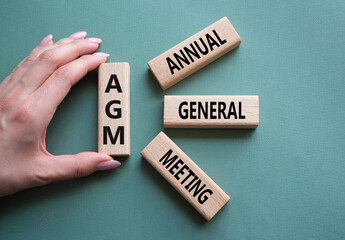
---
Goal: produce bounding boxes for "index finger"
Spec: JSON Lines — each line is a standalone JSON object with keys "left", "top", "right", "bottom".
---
{"left": 20, "top": 38, "right": 102, "bottom": 95}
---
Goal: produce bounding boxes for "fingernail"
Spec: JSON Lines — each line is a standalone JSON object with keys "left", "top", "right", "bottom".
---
{"left": 69, "top": 31, "right": 87, "bottom": 39}
{"left": 39, "top": 34, "right": 53, "bottom": 47}
{"left": 85, "top": 37, "right": 102, "bottom": 43}
{"left": 96, "top": 160, "right": 121, "bottom": 171}
{"left": 93, "top": 52, "right": 110, "bottom": 57}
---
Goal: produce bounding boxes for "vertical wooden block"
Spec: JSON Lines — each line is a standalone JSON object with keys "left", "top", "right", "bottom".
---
{"left": 164, "top": 95, "right": 259, "bottom": 128}
{"left": 148, "top": 17, "right": 241, "bottom": 90}
{"left": 141, "top": 132, "right": 230, "bottom": 221}
{"left": 98, "top": 63, "right": 130, "bottom": 156}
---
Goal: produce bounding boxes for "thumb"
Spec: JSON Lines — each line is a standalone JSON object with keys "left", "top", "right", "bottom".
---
{"left": 50, "top": 152, "right": 121, "bottom": 181}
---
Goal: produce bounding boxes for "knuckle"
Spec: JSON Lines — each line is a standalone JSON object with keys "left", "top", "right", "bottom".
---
{"left": 31, "top": 169, "right": 50, "bottom": 186}
{"left": 0, "top": 93, "right": 13, "bottom": 112}
{"left": 55, "top": 38, "right": 71, "bottom": 45}
{"left": 38, "top": 49, "right": 56, "bottom": 63}
{"left": 30, "top": 160, "right": 53, "bottom": 186}
{"left": 82, "top": 55, "right": 94, "bottom": 62}
{"left": 23, "top": 47, "right": 41, "bottom": 65}
{"left": 71, "top": 39, "right": 87, "bottom": 49}
{"left": 78, "top": 61, "right": 89, "bottom": 75}
{"left": 0, "top": 86, "right": 20, "bottom": 112}
{"left": 30, "top": 47, "right": 41, "bottom": 57}
{"left": 10, "top": 101, "right": 35, "bottom": 123}
{"left": 23, "top": 55, "right": 37, "bottom": 65}
{"left": 74, "top": 157, "right": 86, "bottom": 178}
{"left": 11, "top": 65, "right": 20, "bottom": 74}
{"left": 71, "top": 39, "right": 82, "bottom": 45}
{"left": 54, "top": 66, "right": 70, "bottom": 81}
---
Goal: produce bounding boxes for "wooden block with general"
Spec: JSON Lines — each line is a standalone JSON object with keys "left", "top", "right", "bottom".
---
{"left": 98, "top": 63, "right": 130, "bottom": 156}
{"left": 164, "top": 95, "right": 259, "bottom": 128}
{"left": 141, "top": 132, "right": 230, "bottom": 221}
{"left": 148, "top": 17, "right": 241, "bottom": 90}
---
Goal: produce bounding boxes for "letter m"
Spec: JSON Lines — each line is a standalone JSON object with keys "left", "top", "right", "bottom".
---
{"left": 159, "top": 149, "right": 178, "bottom": 169}
{"left": 103, "top": 126, "right": 124, "bottom": 145}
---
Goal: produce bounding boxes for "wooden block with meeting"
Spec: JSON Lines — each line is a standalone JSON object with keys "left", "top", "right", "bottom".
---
{"left": 141, "top": 131, "right": 230, "bottom": 221}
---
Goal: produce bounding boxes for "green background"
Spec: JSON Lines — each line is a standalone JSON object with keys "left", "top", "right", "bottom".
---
{"left": 1, "top": 0, "right": 345, "bottom": 239}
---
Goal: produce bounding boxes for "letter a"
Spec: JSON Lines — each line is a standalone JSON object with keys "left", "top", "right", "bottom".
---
{"left": 105, "top": 74, "right": 122, "bottom": 93}
{"left": 166, "top": 57, "right": 181, "bottom": 75}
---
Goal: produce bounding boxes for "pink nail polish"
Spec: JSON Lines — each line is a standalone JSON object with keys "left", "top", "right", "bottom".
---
{"left": 93, "top": 52, "right": 110, "bottom": 57}
{"left": 85, "top": 37, "right": 102, "bottom": 43}
{"left": 69, "top": 31, "right": 87, "bottom": 39}
{"left": 39, "top": 34, "right": 53, "bottom": 47}
{"left": 96, "top": 160, "right": 121, "bottom": 171}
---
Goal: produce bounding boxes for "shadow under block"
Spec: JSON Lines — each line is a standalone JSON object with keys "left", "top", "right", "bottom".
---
{"left": 98, "top": 63, "right": 130, "bottom": 156}
{"left": 147, "top": 17, "right": 241, "bottom": 90}
{"left": 141, "top": 132, "right": 230, "bottom": 221}
{"left": 164, "top": 95, "right": 259, "bottom": 128}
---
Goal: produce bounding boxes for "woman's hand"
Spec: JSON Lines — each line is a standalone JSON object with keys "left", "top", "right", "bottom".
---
{"left": 0, "top": 32, "right": 121, "bottom": 197}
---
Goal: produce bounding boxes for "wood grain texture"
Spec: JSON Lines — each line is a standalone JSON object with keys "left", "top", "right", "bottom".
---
{"left": 98, "top": 63, "right": 130, "bottom": 156}
{"left": 148, "top": 17, "right": 241, "bottom": 90}
{"left": 141, "top": 132, "right": 230, "bottom": 221}
{"left": 164, "top": 95, "right": 259, "bottom": 128}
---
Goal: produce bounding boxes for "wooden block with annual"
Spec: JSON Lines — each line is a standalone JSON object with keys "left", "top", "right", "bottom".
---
{"left": 164, "top": 95, "right": 259, "bottom": 128}
{"left": 141, "top": 132, "right": 230, "bottom": 221}
{"left": 148, "top": 17, "right": 241, "bottom": 90}
{"left": 98, "top": 63, "right": 130, "bottom": 156}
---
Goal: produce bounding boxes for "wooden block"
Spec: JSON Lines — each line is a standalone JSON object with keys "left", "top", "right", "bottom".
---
{"left": 148, "top": 17, "right": 241, "bottom": 90}
{"left": 141, "top": 132, "right": 230, "bottom": 221}
{"left": 98, "top": 63, "right": 130, "bottom": 156}
{"left": 164, "top": 95, "right": 259, "bottom": 128}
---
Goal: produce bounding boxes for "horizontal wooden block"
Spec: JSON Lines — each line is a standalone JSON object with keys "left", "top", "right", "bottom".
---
{"left": 141, "top": 132, "right": 230, "bottom": 221}
{"left": 148, "top": 17, "right": 241, "bottom": 90}
{"left": 164, "top": 95, "right": 259, "bottom": 128}
{"left": 98, "top": 63, "right": 130, "bottom": 156}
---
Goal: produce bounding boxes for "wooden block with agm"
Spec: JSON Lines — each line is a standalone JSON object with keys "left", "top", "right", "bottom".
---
{"left": 98, "top": 63, "right": 130, "bottom": 156}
